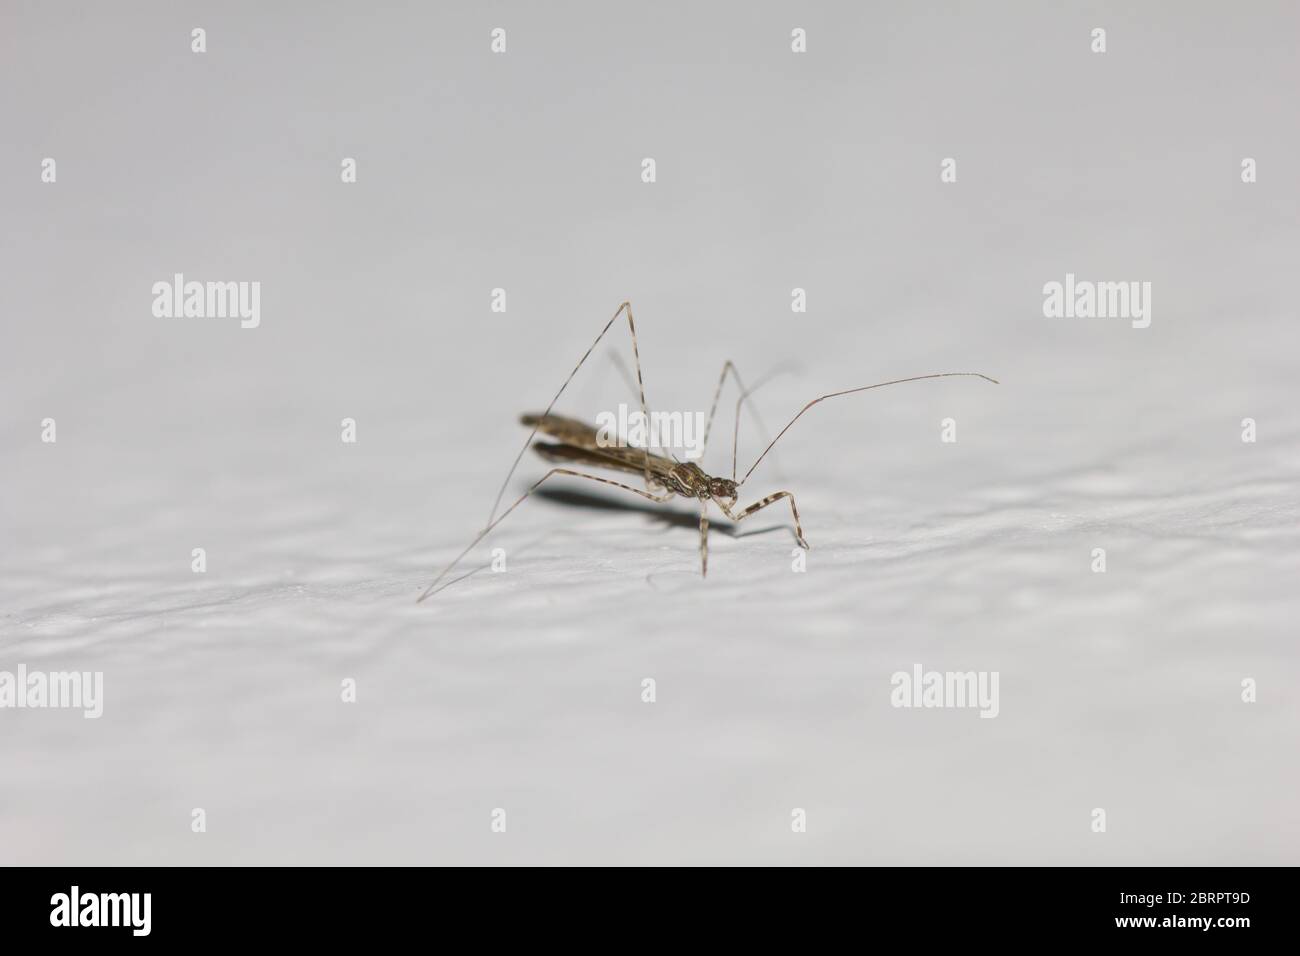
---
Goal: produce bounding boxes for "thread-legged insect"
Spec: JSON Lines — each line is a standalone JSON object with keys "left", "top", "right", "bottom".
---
{"left": 418, "top": 301, "right": 997, "bottom": 601}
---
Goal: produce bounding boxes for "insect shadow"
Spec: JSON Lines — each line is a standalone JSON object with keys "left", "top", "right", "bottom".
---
{"left": 534, "top": 486, "right": 793, "bottom": 541}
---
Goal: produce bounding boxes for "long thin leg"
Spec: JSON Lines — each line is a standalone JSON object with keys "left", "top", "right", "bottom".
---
{"left": 699, "top": 360, "right": 786, "bottom": 480}
{"left": 484, "top": 301, "right": 656, "bottom": 527}
{"left": 607, "top": 347, "right": 671, "bottom": 474}
{"left": 699, "top": 506, "right": 709, "bottom": 577}
{"left": 605, "top": 348, "right": 640, "bottom": 402}
{"left": 701, "top": 360, "right": 749, "bottom": 460}
{"left": 420, "top": 467, "right": 674, "bottom": 602}
{"left": 720, "top": 491, "right": 809, "bottom": 549}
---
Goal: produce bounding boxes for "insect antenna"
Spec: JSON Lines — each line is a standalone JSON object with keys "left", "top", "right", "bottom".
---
{"left": 737, "top": 372, "right": 1000, "bottom": 487}
{"left": 728, "top": 363, "right": 796, "bottom": 482}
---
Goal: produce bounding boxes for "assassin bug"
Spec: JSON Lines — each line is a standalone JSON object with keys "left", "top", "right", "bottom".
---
{"left": 418, "top": 301, "right": 996, "bottom": 601}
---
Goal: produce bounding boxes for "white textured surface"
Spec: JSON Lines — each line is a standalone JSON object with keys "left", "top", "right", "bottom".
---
{"left": 2, "top": 3, "right": 1298, "bottom": 864}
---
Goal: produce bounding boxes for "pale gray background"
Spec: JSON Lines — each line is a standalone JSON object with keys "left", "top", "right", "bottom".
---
{"left": 1, "top": 2, "right": 1297, "bottom": 864}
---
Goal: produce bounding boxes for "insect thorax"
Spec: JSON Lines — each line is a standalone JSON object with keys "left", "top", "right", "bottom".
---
{"left": 669, "top": 461, "right": 713, "bottom": 498}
